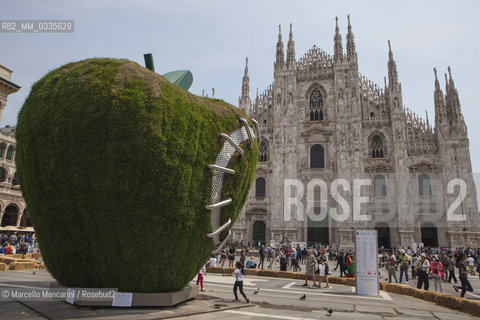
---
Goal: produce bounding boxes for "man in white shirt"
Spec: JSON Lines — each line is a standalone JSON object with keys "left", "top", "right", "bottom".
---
{"left": 466, "top": 255, "right": 475, "bottom": 275}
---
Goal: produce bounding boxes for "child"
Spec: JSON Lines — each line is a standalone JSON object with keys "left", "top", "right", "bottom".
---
{"left": 279, "top": 256, "right": 288, "bottom": 271}
{"left": 317, "top": 259, "right": 330, "bottom": 288}
{"left": 231, "top": 261, "right": 249, "bottom": 303}
{"left": 196, "top": 264, "right": 206, "bottom": 292}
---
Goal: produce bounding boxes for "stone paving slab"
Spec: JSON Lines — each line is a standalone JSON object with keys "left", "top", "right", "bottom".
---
{"left": 395, "top": 308, "right": 433, "bottom": 317}
{"left": 312, "top": 309, "right": 383, "bottom": 319}
{"left": 355, "top": 304, "right": 396, "bottom": 315}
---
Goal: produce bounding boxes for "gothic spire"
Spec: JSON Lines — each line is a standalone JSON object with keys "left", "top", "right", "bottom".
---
{"left": 445, "top": 66, "right": 462, "bottom": 121}
{"left": 387, "top": 40, "right": 399, "bottom": 87}
{"left": 275, "top": 24, "right": 285, "bottom": 69}
{"left": 346, "top": 15, "right": 357, "bottom": 61}
{"left": 433, "top": 67, "right": 440, "bottom": 92}
{"left": 334, "top": 17, "right": 343, "bottom": 62}
{"left": 433, "top": 67, "right": 447, "bottom": 127}
{"left": 239, "top": 57, "right": 251, "bottom": 115}
{"left": 241, "top": 57, "right": 250, "bottom": 100}
{"left": 286, "top": 23, "right": 296, "bottom": 69}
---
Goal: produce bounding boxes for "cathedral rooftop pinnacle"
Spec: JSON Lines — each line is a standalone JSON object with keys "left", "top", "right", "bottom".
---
{"left": 346, "top": 14, "right": 357, "bottom": 61}
{"left": 286, "top": 23, "right": 296, "bottom": 69}
{"left": 387, "top": 40, "right": 399, "bottom": 87}
{"left": 275, "top": 24, "right": 285, "bottom": 68}
{"left": 334, "top": 17, "right": 343, "bottom": 62}
{"left": 433, "top": 67, "right": 441, "bottom": 92}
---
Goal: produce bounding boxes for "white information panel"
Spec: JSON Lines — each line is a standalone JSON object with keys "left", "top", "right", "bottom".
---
{"left": 355, "top": 230, "right": 379, "bottom": 296}
{"left": 112, "top": 292, "right": 133, "bottom": 307}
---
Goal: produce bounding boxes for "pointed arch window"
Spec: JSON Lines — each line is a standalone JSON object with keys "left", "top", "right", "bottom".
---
{"left": 310, "top": 144, "right": 325, "bottom": 168}
{"left": 5, "top": 145, "right": 14, "bottom": 160}
{"left": 255, "top": 178, "right": 266, "bottom": 198}
{"left": 418, "top": 174, "right": 432, "bottom": 196}
{"left": 0, "top": 143, "right": 6, "bottom": 158}
{"left": 374, "top": 175, "right": 387, "bottom": 196}
{"left": 309, "top": 89, "right": 324, "bottom": 121}
{"left": 371, "top": 135, "right": 385, "bottom": 158}
{"left": 259, "top": 140, "right": 268, "bottom": 162}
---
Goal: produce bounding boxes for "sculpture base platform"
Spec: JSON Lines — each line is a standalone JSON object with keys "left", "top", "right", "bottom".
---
{"left": 50, "top": 282, "right": 199, "bottom": 307}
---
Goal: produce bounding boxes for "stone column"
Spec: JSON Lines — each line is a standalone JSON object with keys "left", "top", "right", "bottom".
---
{"left": 338, "top": 227, "right": 355, "bottom": 249}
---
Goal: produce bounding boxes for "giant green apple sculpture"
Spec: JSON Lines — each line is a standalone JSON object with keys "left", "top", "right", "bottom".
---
{"left": 16, "top": 58, "right": 258, "bottom": 292}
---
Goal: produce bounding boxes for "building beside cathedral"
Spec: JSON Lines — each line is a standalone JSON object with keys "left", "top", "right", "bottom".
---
{"left": 233, "top": 16, "right": 480, "bottom": 249}
{"left": 0, "top": 64, "right": 29, "bottom": 231}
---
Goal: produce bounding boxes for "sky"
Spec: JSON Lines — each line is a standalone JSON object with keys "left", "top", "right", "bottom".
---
{"left": 2, "top": 0, "right": 480, "bottom": 181}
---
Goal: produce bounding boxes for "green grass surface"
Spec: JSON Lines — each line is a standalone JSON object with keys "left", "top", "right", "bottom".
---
{"left": 16, "top": 58, "right": 258, "bottom": 292}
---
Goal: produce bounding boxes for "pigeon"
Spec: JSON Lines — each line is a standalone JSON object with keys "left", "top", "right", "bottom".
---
{"left": 32, "top": 271, "right": 36, "bottom": 275}
{"left": 327, "top": 308, "right": 333, "bottom": 316}
{"left": 299, "top": 294, "right": 306, "bottom": 301}
{"left": 253, "top": 288, "right": 260, "bottom": 295}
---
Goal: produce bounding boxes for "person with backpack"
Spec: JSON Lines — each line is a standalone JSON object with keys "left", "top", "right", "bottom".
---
{"left": 230, "top": 261, "right": 249, "bottom": 303}
{"left": 399, "top": 250, "right": 410, "bottom": 284}
{"left": 446, "top": 254, "right": 457, "bottom": 283}
{"left": 290, "top": 248, "right": 298, "bottom": 272}
{"left": 386, "top": 250, "right": 398, "bottom": 283}
{"left": 416, "top": 253, "right": 430, "bottom": 290}
{"left": 267, "top": 245, "right": 275, "bottom": 269}
{"left": 316, "top": 248, "right": 330, "bottom": 288}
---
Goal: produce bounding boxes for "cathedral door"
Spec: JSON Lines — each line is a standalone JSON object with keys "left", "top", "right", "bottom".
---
{"left": 252, "top": 220, "right": 266, "bottom": 245}
{"left": 421, "top": 223, "right": 438, "bottom": 247}
{"left": 307, "top": 212, "right": 329, "bottom": 246}
{"left": 375, "top": 223, "right": 391, "bottom": 249}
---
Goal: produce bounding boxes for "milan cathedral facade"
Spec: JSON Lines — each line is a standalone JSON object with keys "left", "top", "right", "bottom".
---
{"left": 233, "top": 16, "right": 480, "bottom": 249}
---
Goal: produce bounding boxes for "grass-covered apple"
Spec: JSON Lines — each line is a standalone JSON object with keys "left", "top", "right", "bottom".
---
{"left": 16, "top": 58, "right": 258, "bottom": 292}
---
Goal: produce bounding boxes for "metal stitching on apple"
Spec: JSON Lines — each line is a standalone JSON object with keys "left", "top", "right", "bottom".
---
{"left": 207, "top": 218, "right": 232, "bottom": 238}
{"left": 239, "top": 118, "right": 254, "bottom": 148}
{"left": 205, "top": 198, "right": 232, "bottom": 210}
{"left": 206, "top": 118, "right": 257, "bottom": 253}
{"left": 251, "top": 119, "right": 261, "bottom": 144}
{"left": 219, "top": 133, "right": 244, "bottom": 157}
{"left": 207, "top": 164, "right": 236, "bottom": 175}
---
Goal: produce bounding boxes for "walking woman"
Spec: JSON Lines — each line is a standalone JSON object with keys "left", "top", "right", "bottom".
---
{"left": 231, "top": 261, "right": 249, "bottom": 303}
{"left": 221, "top": 246, "right": 227, "bottom": 268}
{"left": 303, "top": 250, "right": 317, "bottom": 287}
{"left": 346, "top": 251, "right": 356, "bottom": 278}
{"left": 453, "top": 253, "right": 473, "bottom": 298}
{"left": 430, "top": 255, "right": 444, "bottom": 293}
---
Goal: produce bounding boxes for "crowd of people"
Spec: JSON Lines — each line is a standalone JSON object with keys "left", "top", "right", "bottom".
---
{"left": 0, "top": 232, "right": 36, "bottom": 255}
{"left": 201, "top": 243, "right": 479, "bottom": 301}
{"left": 379, "top": 246, "right": 479, "bottom": 298}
